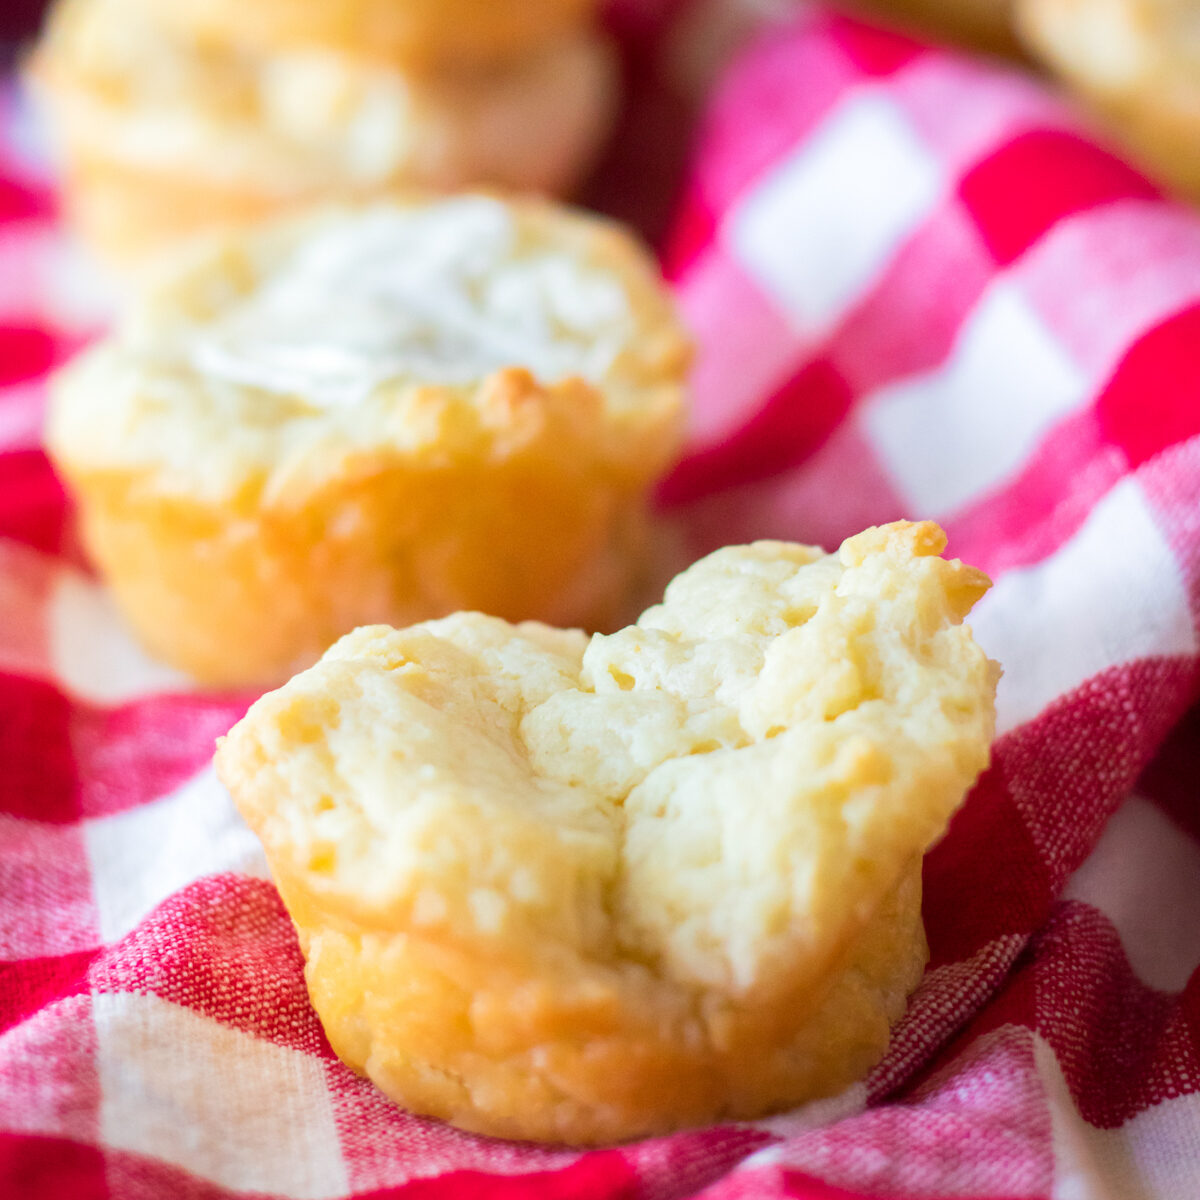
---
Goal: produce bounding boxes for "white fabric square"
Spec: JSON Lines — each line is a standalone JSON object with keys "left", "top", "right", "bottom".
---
{"left": 1115, "top": 1091, "right": 1200, "bottom": 1200}
{"left": 1037, "top": 1037, "right": 1200, "bottom": 1200}
{"left": 1036, "top": 1035, "right": 1139, "bottom": 1200}
{"left": 0, "top": 223, "right": 114, "bottom": 329}
{"left": 728, "top": 91, "right": 939, "bottom": 332}
{"left": 50, "top": 569, "right": 194, "bottom": 704}
{"left": 94, "top": 992, "right": 348, "bottom": 1198}
{"left": 85, "top": 765, "right": 268, "bottom": 944}
{"left": 969, "top": 478, "right": 1198, "bottom": 735}
{"left": 861, "top": 282, "right": 1088, "bottom": 516}
{"left": 1065, "top": 796, "right": 1200, "bottom": 993}
{"left": 745, "top": 1084, "right": 867, "bottom": 1143}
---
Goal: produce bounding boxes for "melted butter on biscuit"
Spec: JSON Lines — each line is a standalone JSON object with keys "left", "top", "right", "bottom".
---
{"left": 192, "top": 198, "right": 633, "bottom": 405}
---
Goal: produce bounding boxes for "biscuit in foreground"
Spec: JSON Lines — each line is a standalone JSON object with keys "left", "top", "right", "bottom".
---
{"left": 216, "top": 521, "right": 999, "bottom": 1144}
{"left": 46, "top": 196, "right": 690, "bottom": 687}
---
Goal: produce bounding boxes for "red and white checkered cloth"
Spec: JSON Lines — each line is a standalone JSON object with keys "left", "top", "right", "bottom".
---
{"left": 3, "top": 4, "right": 1200, "bottom": 1197}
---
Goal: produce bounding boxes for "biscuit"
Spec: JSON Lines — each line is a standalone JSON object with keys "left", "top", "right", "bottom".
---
{"left": 46, "top": 196, "right": 690, "bottom": 687}
{"left": 1017, "top": 0, "right": 1200, "bottom": 200}
{"left": 116, "top": 0, "right": 600, "bottom": 70}
{"left": 838, "top": 0, "right": 1018, "bottom": 53}
{"left": 32, "top": 0, "right": 617, "bottom": 268}
{"left": 215, "top": 521, "right": 999, "bottom": 1143}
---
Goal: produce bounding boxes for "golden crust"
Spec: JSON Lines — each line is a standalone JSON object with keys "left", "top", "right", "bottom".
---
{"left": 294, "top": 865, "right": 927, "bottom": 1144}
{"left": 1017, "top": 0, "right": 1200, "bottom": 200}
{"left": 31, "top": 0, "right": 618, "bottom": 268}
{"left": 117, "top": 0, "right": 600, "bottom": 70}
{"left": 47, "top": 198, "right": 691, "bottom": 687}
{"left": 215, "top": 522, "right": 999, "bottom": 1142}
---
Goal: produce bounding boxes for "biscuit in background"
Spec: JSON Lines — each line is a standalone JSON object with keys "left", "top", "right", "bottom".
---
{"left": 116, "top": 0, "right": 600, "bottom": 71}
{"left": 216, "top": 520, "right": 1000, "bottom": 1144}
{"left": 30, "top": 0, "right": 618, "bottom": 272}
{"left": 837, "top": 0, "right": 1200, "bottom": 204}
{"left": 834, "top": 0, "right": 1020, "bottom": 53}
{"left": 1017, "top": 0, "right": 1200, "bottom": 201}
{"left": 46, "top": 196, "right": 691, "bottom": 688}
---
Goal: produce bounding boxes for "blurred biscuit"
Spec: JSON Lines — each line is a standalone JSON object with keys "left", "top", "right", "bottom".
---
{"left": 216, "top": 521, "right": 999, "bottom": 1143}
{"left": 46, "top": 196, "right": 690, "bottom": 687}
{"left": 32, "top": 0, "right": 617, "bottom": 269}
{"left": 839, "top": 0, "right": 1019, "bottom": 53}
{"left": 1017, "top": 0, "right": 1200, "bottom": 200}
{"left": 117, "top": 0, "right": 600, "bottom": 70}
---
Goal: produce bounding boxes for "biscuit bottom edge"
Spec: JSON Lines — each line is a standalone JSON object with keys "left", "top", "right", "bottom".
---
{"left": 293, "top": 864, "right": 928, "bottom": 1146}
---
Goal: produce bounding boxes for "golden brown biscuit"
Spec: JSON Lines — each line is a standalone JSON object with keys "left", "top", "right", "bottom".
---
{"left": 31, "top": 0, "right": 617, "bottom": 269}
{"left": 216, "top": 522, "right": 999, "bottom": 1143}
{"left": 1017, "top": 0, "right": 1200, "bottom": 200}
{"left": 117, "top": 0, "right": 600, "bottom": 70}
{"left": 46, "top": 196, "right": 690, "bottom": 688}
{"left": 838, "top": 0, "right": 1019, "bottom": 54}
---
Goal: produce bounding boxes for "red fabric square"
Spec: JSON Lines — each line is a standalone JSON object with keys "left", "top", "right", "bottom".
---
{"left": 354, "top": 1156, "right": 641, "bottom": 1200}
{"left": 1180, "top": 971, "right": 1200, "bottom": 1067}
{"left": 72, "top": 694, "right": 250, "bottom": 821}
{"left": 0, "top": 178, "right": 52, "bottom": 223}
{"left": 1097, "top": 304, "right": 1200, "bottom": 470}
{"left": 660, "top": 182, "right": 719, "bottom": 282}
{"left": 660, "top": 356, "right": 853, "bottom": 505}
{"left": 829, "top": 14, "right": 926, "bottom": 77}
{"left": 0, "top": 450, "right": 70, "bottom": 555}
{"left": 0, "top": 673, "right": 79, "bottom": 823}
{"left": 1034, "top": 904, "right": 1194, "bottom": 1127}
{"left": 1136, "top": 701, "right": 1200, "bottom": 843}
{"left": 0, "top": 1134, "right": 108, "bottom": 1200}
{"left": 0, "top": 950, "right": 96, "bottom": 1035}
{"left": 89, "top": 877, "right": 323, "bottom": 1054}
{"left": 924, "top": 766, "right": 1052, "bottom": 968}
{"left": 1002, "top": 658, "right": 1198, "bottom": 891}
{"left": 0, "top": 327, "right": 59, "bottom": 387}
{"left": 960, "top": 130, "right": 1159, "bottom": 266}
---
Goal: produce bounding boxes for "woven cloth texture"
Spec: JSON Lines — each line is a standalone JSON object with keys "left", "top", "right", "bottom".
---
{"left": 2, "top": 3, "right": 1200, "bottom": 1197}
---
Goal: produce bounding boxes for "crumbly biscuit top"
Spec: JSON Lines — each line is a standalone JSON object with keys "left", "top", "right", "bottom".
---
{"left": 218, "top": 522, "right": 998, "bottom": 1002}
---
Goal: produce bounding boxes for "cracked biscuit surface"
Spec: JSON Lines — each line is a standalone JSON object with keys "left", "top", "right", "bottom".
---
{"left": 216, "top": 521, "right": 999, "bottom": 1143}
{"left": 47, "top": 195, "right": 689, "bottom": 687}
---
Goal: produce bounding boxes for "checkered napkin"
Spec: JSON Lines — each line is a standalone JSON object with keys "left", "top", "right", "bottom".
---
{"left": 3, "top": 5, "right": 1200, "bottom": 1197}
